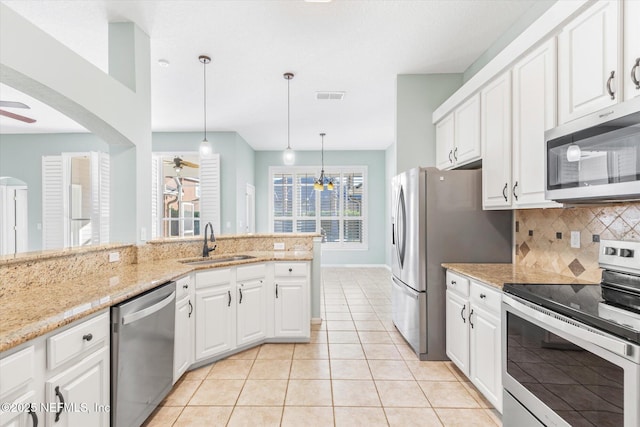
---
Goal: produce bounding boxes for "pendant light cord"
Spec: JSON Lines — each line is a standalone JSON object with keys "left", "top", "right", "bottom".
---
{"left": 287, "top": 77, "right": 291, "bottom": 150}
{"left": 203, "top": 60, "right": 207, "bottom": 141}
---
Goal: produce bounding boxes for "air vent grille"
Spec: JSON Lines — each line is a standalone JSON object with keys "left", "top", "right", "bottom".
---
{"left": 316, "top": 91, "right": 345, "bottom": 100}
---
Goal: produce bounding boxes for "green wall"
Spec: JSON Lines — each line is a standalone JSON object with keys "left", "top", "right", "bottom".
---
{"left": 0, "top": 133, "right": 109, "bottom": 251}
{"left": 395, "top": 74, "right": 463, "bottom": 173}
{"left": 254, "top": 150, "right": 386, "bottom": 265}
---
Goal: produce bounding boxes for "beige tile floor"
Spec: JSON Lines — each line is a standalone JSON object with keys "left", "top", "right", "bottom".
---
{"left": 144, "top": 267, "right": 501, "bottom": 426}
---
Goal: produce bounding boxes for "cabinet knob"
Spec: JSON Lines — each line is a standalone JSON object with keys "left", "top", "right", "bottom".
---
{"left": 480, "top": 293, "right": 486, "bottom": 299}
{"left": 289, "top": 268, "right": 293, "bottom": 272}
{"left": 82, "top": 333, "right": 93, "bottom": 342}
{"left": 183, "top": 284, "right": 189, "bottom": 289}
{"left": 451, "top": 280, "right": 456, "bottom": 285}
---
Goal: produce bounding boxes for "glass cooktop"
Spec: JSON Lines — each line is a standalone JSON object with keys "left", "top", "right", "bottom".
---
{"left": 503, "top": 283, "right": 640, "bottom": 345}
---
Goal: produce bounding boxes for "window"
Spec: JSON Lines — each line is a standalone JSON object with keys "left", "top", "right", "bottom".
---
{"left": 152, "top": 153, "right": 220, "bottom": 239}
{"left": 270, "top": 166, "right": 367, "bottom": 249}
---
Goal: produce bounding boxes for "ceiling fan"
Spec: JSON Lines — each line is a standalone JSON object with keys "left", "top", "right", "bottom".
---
{"left": 0, "top": 101, "right": 36, "bottom": 123}
{"left": 164, "top": 156, "right": 199, "bottom": 174}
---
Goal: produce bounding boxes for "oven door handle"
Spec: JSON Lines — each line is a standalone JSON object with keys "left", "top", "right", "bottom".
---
{"left": 504, "top": 295, "right": 632, "bottom": 358}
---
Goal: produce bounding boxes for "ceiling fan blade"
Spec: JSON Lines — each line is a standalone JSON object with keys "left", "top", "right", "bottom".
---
{"left": 0, "top": 101, "right": 30, "bottom": 109}
{"left": 0, "top": 109, "right": 36, "bottom": 123}
{"left": 180, "top": 160, "right": 200, "bottom": 168}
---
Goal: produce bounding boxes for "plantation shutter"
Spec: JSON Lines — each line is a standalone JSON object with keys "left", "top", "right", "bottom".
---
{"left": 199, "top": 153, "right": 221, "bottom": 236}
{"left": 42, "top": 155, "right": 66, "bottom": 249}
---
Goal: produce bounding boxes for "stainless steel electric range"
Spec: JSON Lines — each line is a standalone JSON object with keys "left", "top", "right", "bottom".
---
{"left": 502, "top": 239, "right": 640, "bottom": 427}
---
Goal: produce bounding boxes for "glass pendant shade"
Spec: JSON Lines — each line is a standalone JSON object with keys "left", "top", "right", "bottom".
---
{"left": 326, "top": 180, "right": 334, "bottom": 191}
{"left": 283, "top": 147, "right": 295, "bottom": 165}
{"left": 314, "top": 179, "right": 324, "bottom": 191}
{"left": 199, "top": 138, "right": 213, "bottom": 157}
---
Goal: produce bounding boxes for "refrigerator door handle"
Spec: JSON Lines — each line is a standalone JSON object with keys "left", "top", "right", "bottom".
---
{"left": 396, "top": 186, "right": 407, "bottom": 268}
{"left": 392, "top": 222, "right": 395, "bottom": 245}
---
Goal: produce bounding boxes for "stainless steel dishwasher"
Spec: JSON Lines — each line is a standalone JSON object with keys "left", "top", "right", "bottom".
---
{"left": 111, "top": 281, "right": 176, "bottom": 427}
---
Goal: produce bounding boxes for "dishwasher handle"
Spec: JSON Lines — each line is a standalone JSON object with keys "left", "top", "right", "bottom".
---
{"left": 122, "top": 291, "right": 176, "bottom": 325}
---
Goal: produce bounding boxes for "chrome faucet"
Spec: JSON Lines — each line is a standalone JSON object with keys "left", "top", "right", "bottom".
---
{"left": 202, "top": 222, "right": 217, "bottom": 257}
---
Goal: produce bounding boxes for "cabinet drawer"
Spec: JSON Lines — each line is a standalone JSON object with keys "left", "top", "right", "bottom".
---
{"left": 47, "top": 312, "right": 109, "bottom": 370}
{"left": 237, "top": 264, "right": 266, "bottom": 281}
{"left": 446, "top": 271, "right": 469, "bottom": 297}
{"left": 470, "top": 282, "right": 501, "bottom": 314}
{"left": 274, "top": 262, "right": 308, "bottom": 278}
{"left": 176, "top": 274, "right": 193, "bottom": 300}
{"left": 0, "top": 346, "right": 35, "bottom": 397}
{"left": 196, "top": 268, "right": 231, "bottom": 289}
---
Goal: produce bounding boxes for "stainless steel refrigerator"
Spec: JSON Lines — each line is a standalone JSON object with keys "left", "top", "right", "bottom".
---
{"left": 391, "top": 167, "right": 512, "bottom": 360}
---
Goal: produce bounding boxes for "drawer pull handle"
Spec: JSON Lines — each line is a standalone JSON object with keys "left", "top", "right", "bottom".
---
{"left": 82, "top": 333, "right": 93, "bottom": 342}
{"left": 54, "top": 386, "right": 65, "bottom": 422}
{"left": 188, "top": 300, "right": 193, "bottom": 318}
{"left": 461, "top": 304, "right": 466, "bottom": 323}
{"left": 228, "top": 290, "right": 232, "bottom": 307}
{"left": 28, "top": 405, "right": 38, "bottom": 427}
{"left": 453, "top": 147, "right": 458, "bottom": 161}
{"left": 469, "top": 309, "right": 475, "bottom": 329}
{"left": 276, "top": 283, "right": 279, "bottom": 299}
{"left": 239, "top": 288, "right": 243, "bottom": 304}
{"left": 451, "top": 280, "right": 456, "bottom": 286}
{"left": 502, "top": 183, "right": 508, "bottom": 202}
{"left": 512, "top": 181, "right": 518, "bottom": 201}
{"left": 448, "top": 150, "right": 453, "bottom": 163}
{"left": 183, "top": 284, "right": 189, "bottom": 289}
{"left": 480, "top": 293, "right": 486, "bottom": 299}
{"left": 632, "top": 58, "right": 640, "bottom": 89}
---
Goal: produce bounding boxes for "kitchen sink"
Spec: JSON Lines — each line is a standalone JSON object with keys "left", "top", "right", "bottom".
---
{"left": 182, "top": 255, "right": 256, "bottom": 266}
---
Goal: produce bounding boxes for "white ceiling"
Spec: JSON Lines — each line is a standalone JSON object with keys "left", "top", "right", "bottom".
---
{"left": 0, "top": 0, "right": 537, "bottom": 151}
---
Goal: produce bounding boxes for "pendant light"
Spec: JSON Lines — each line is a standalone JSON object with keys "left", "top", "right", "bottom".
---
{"left": 199, "top": 55, "right": 213, "bottom": 158}
{"left": 283, "top": 72, "right": 296, "bottom": 165}
{"left": 314, "top": 133, "right": 334, "bottom": 191}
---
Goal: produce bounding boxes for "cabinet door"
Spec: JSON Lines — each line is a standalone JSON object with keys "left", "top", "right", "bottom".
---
{"left": 624, "top": 0, "right": 640, "bottom": 100}
{"left": 469, "top": 306, "right": 502, "bottom": 413}
{"left": 435, "top": 114, "right": 455, "bottom": 170}
{"left": 173, "top": 296, "right": 193, "bottom": 383}
{"left": 44, "top": 347, "right": 109, "bottom": 427}
{"left": 195, "top": 284, "right": 235, "bottom": 361}
{"left": 512, "top": 38, "right": 561, "bottom": 209}
{"left": 558, "top": 0, "right": 620, "bottom": 124}
{"left": 481, "top": 72, "right": 512, "bottom": 209}
{"left": 274, "top": 280, "right": 308, "bottom": 338}
{"left": 445, "top": 290, "right": 469, "bottom": 376}
{"left": 0, "top": 390, "right": 38, "bottom": 427}
{"left": 454, "top": 93, "right": 481, "bottom": 166}
{"left": 237, "top": 279, "right": 267, "bottom": 346}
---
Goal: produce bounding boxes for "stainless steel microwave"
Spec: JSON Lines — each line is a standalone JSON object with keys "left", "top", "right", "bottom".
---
{"left": 545, "top": 97, "right": 640, "bottom": 203}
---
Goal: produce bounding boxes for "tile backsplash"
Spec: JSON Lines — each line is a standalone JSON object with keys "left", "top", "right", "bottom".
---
{"left": 515, "top": 203, "right": 640, "bottom": 282}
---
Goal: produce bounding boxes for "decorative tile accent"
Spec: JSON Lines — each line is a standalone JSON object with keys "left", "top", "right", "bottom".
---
{"left": 568, "top": 258, "right": 585, "bottom": 277}
{"left": 515, "top": 202, "right": 640, "bottom": 281}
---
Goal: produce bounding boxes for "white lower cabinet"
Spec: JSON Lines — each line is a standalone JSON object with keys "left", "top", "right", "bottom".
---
{"left": 44, "top": 347, "right": 110, "bottom": 427}
{"left": 273, "top": 262, "right": 310, "bottom": 338}
{"left": 236, "top": 278, "right": 267, "bottom": 346}
{"left": 174, "top": 276, "right": 194, "bottom": 383}
{"left": 445, "top": 270, "right": 502, "bottom": 413}
{"left": 0, "top": 311, "right": 110, "bottom": 427}
{"left": 194, "top": 269, "right": 235, "bottom": 361}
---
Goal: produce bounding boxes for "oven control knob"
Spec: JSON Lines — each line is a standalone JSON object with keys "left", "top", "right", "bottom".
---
{"left": 619, "top": 248, "right": 634, "bottom": 258}
{"left": 604, "top": 247, "right": 617, "bottom": 256}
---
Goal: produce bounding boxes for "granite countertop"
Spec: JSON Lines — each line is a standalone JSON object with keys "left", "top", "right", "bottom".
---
{"left": 0, "top": 251, "right": 313, "bottom": 353}
{"left": 442, "top": 263, "right": 599, "bottom": 290}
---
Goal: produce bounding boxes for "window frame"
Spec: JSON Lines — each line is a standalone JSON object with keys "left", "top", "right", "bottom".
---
{"left": 268, "top": 165, "right": 368, "bottom": 250}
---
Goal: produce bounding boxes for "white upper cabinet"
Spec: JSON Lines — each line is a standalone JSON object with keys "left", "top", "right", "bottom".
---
{"left": 454, "top": 94, "right": 482, "bottom": 166}
{"left": 558, "top": 0, "right": 621, "bottom": 124}
{"left": 512, "top": 38, "right": 561, "bottom": 209}
{"left": 481, "top": 72, "right": 512, "bottom": 209}
{"left": 435, "top": 94, "right": 481, "bottom": 170}
{"left": 624, "top": 0, "right": 640, "bottom": 100}
{"left": 435, "top": 114, "right": 455, "bottom": 170}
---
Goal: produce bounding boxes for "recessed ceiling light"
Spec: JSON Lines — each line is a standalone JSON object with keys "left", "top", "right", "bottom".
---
{"left": 158, "top": 59, "right": 170, "bottom": 68}
{"left": 316, "top": 91, "right": 345, "bottom": 100}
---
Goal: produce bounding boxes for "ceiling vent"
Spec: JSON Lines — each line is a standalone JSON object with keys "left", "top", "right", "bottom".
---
{"left": 316, "top": 91, "right": 345, "bottom": 101}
